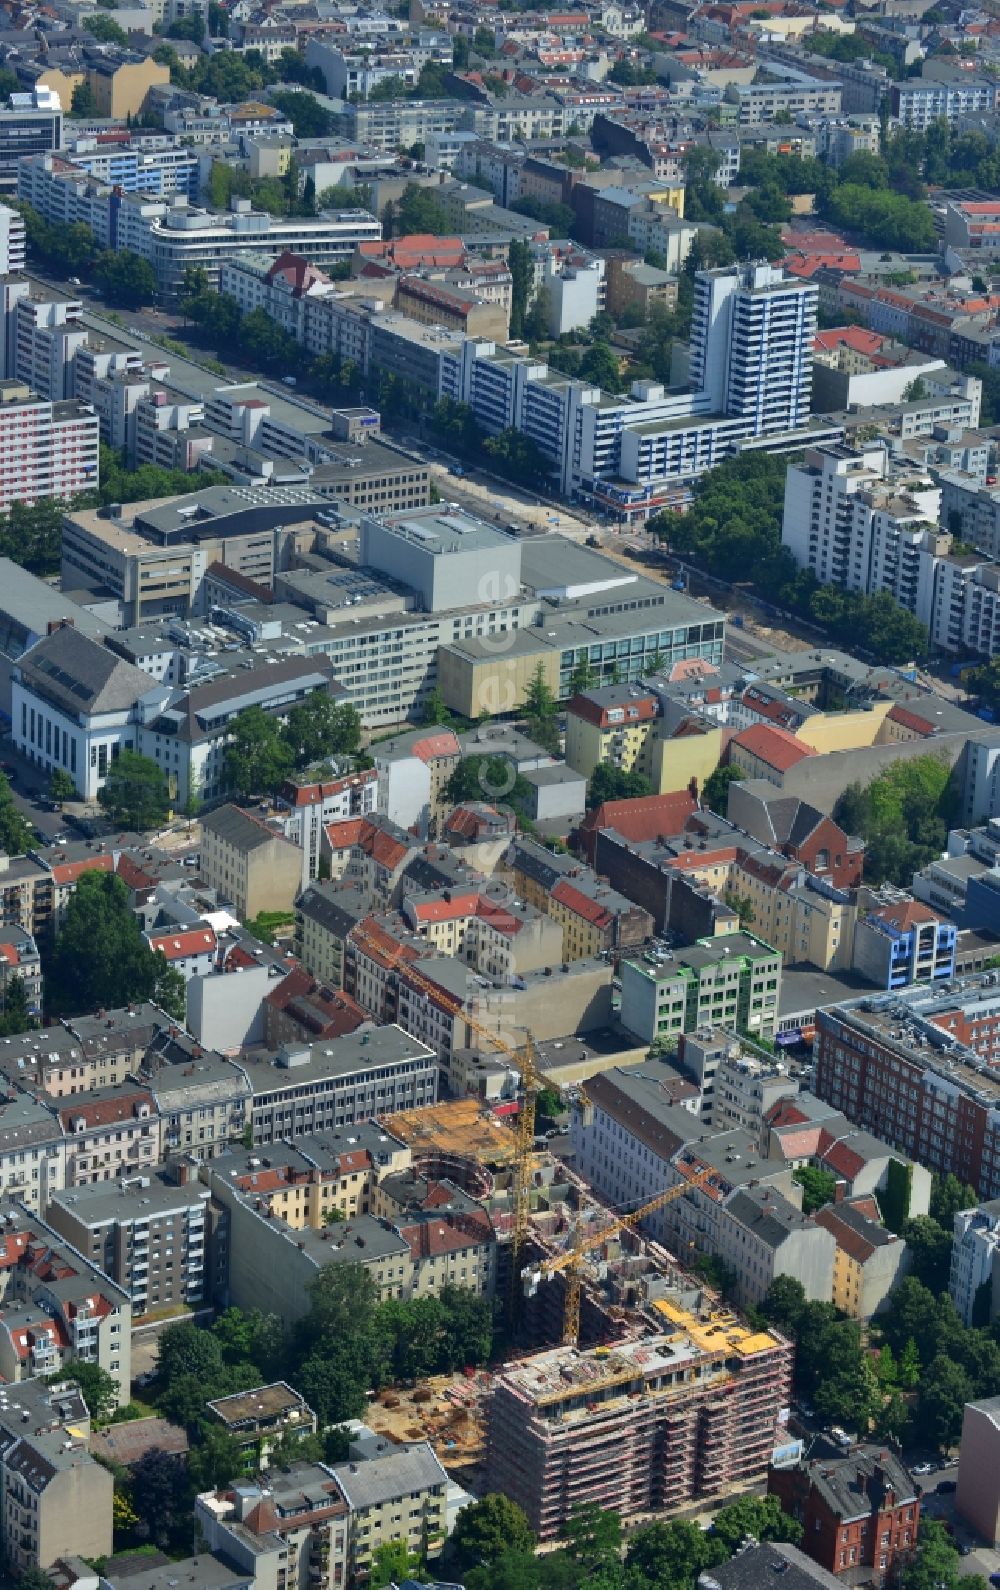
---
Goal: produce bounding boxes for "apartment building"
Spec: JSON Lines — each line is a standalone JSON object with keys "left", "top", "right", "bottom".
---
{"left": 892, "top": 73, "right": 996, "bottom": 128}
{"left": 853, "top": 898, "right": 957, "bottom": 990}
{"left": 620, "top": 933, "right": 783, "bottom": 1044}
{"left": 206, "top": 1383, "right": 317, "bottom": 1469}
{"left": 215, "top": 1128, "right": 410, "bottom": 1228}
{"left": 0, "top": 381, "right": 99, "bottom": 510}
{"left": 0, "top": 1379, "right": 112, "bottom": 1574}
{"left": 951, "top": 1201, "right": 1000, "bottom": 1326}
{"left": 486, "top": 1314, "right": 793, "bottom": 1539}
{"left": 295, "top": 880, "right": 373, "bottom": 990}
{"left": 57, "top": 1085, "right": 160, "bottom": 1189}
{"left": 573, "top": 1062, "right": 834, "bottom": 1306}
{"left": 0, "top": 1004, "right": 166, "bottom": 1098}
{"left": 726, "top": 69, "right": 842, "bottom": 127}
{"left": 0, "top": 201, "right": 25, "bottom": 273}
{"left": 276, "top": 767, "right": 377, "bottom": 887}
{"left": 12, "top": 294, "right": 88, "bottom": 403}
{"left": 18, "top": 157, "right": 381, "bottom": 296}
{"left": 781, "top": 442, "right": 944, "bottom": 609}
{"left": 197, "top": 1463, "right": 349, "bottom": 1590}
{"left": 46, "top": 1173, "right": 210, "bottom": 1314}
{"left": 564, "top": 683, "right": 662, "bottom": 778}
{"left": 0, "top": 89, "right": 62, "bottom": 193}
{"left": 814, "top": 979, "right": 1000, "bottom": 1197}
{"left": 506, "top": 835, "right": 653, "bottom": 959}
{"left": 200, "top": 805, "right": 303, "bottom": 921}
{"left": 770, "top": 1448, "right": 920, "bottom": 1586}
{"left": 813, "top": 1198, "right": 911, "bottom": 1319}
{"left": 330, "top": 1442, "right": 449, "bottom": 1583}
{"left": 0, "top": 1202, "right": 132, "bottom": 1400}
{"left": 238, "top": 1026, "right": 438, "bottom": 1144}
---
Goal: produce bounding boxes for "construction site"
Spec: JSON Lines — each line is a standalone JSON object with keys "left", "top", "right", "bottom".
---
{"left": 367, "top": 1371, "right": 490, "bottom": 1475}
{"left": 484, "top": 1304, "right": 794, "bottom": 1539}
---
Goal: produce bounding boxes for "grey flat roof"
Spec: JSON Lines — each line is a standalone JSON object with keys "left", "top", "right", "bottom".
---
{"left": 47, "top": 1175, "right": 210, "bottom": 1227}
{"left": 241, "top": 1024, "right": 435, "bottom": 1092}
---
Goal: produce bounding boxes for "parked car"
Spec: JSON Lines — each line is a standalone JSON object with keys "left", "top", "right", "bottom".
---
{"left": 937, "top": 1480, "right": 957, "bottom": 1494}
{"left": 912, "top": 1462, "right": 934, "bottom": 1476}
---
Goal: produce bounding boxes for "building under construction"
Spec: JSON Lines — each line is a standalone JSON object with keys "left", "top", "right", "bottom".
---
{"left": 485, "top": 1301, "right": 793, "bottom": 1538}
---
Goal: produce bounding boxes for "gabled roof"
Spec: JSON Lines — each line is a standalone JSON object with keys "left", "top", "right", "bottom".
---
{"left": 731, "top": 723, "right": 816, "bottom": 773}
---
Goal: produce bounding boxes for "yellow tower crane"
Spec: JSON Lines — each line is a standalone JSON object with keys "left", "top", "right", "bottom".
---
{"left": 522, "top": 1166, "right": 714, "bottom": 1346}
{"left": 350, "top": 926, "right": 586, "bottom": 1311}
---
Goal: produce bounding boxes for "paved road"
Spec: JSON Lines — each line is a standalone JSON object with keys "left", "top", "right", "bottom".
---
{"left": 0, "top": 727, "right": 76, "bottom": 843}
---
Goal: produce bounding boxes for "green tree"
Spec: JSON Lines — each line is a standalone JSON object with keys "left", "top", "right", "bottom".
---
{"left": 18, "top": 1572, "right": 56, "bottom": 1590}
{"left": 97, "top": 750, "right": 170, "bottom": 831}
{"left": 701, "top": 763, "right": 743, "bottom": 816}
{"left": 559, "top": 1504, "right": 622, "bottom": 1576}
{"left": 586, "top": 763, "right": 652, "bottom": 809}
{"left": 130, "top": 1448, "right": 194, "bottom": 1552}
{"left": 397, "top": 182, "right": 450, "bottom": 236}
{"left": 370, "top": 1542, "right": 427, "bottom": 1588}
{"left": 449, "top": 1495, "right": 537, "bottom": 1573}
{"left": 282, "top": 694, "right": 362, "bottom": 767}
{"left": 523, "top": 662, "right": 557, "bottom": 726}
{"left": 793, "top": 1165, "right": 837, "bottom": 1214}
{"left": 578, "top": 342, "right": 623, "bottom": 394}
{"left": 626, "top": 1520, "right": 722, "bottom": 1590}
{"left": 931, "top": 1173, "right": 978, "bottom": 1226}
{"left": 0, "top": 773, "right": 32, "bottom": 857}
{"left": 85, "top": 11, "right": 128, "bottom": 42}
{"left": 187, "top": 1424, "right": 244, "bottom": 1490}
{"left": 223, "top": 705, "right": 295, "bottom": 798}
{"left": 421, "top": 686, "right": 452, "bottom": 726}
{"left": 568, "top": 659, "right": 598, "bottom": 695}
{"left": 438, "top": 1283, "right": 493, "bottom": 1370}
{"left": 913, "top": 1354, "right": 971, "bottom": 1450}
{"left": 94, "top": 249, "right": 158, "bottom": 308}
{"left": 901, "top": 1519, "right": 962, "bottom": 1590}
{"left": 157, "top": 1321, "right": 225, "bottom": 1385}
{"left": 901, "top": 1214, "right": 954, "bottom": 1293}
{"left": 46, "top": 872, "right": 173, "bottom": 1017}
{"left": 0, "top": 973, "right": 31, "bottom": 1037}
{"left": 49, "top": 768, "right": 76, "bottom": 804}
{"left": 712, "top": 1496, "right": 803, "bottom": 1554}
{"left": 153, "top": 952, "right": 187, "bottom": 1023}
{"left": 70, "top": 80, "right": 97, "bottom": 116}
{"left": 166, "top": 12, "right": 204, "bottom": 39}
{"left": 758, "top": 1274, "right": 807, "bottom": 1336}
{"left": 55, "top": 1359, "right": 118, "bottom": 1421}
{"left": 507, "top": 238, "right": 532, "bottom": 339}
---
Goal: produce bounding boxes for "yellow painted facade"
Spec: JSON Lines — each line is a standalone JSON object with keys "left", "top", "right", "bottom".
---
{"left": 830, "top": 1244, "right": 864, "bottom": 1318}
{"left": 437, "top": 644, "right": 560, "bottom": 720}
{"left": 564, "top": 713, "right": 655, "bottom": 778}
{"left": 88, "top": 57, "right": 170, "bottom": 120}
{"left": 648, "top": 184, "right": 686, "bottom": 219}
{"left": 794, "top": 700, "right": 892, "bottom": 754}
{"left": 648, "top": 725, "right": 722, "bottom": 795}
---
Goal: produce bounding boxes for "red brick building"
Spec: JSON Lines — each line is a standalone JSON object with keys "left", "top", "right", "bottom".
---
{"left": 769, "top": 1447, "right": 920, "bottom": 1586}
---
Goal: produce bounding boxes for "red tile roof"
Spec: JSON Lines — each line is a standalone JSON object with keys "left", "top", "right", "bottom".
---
{"left": 49, "top": 854, "right": 115, "bottom": 887}
{"left": 411, "top": 730, "right": 461, "bottom": 763}
{"left": 579, "top": 790, "right": 698, "bottom": 860}
{"left": 148, "top": 927, "right": 217, "bottom": 960}
{"left": 731, "top": 723, "right": 815, "bottom": 773}
{"left": 887, "top": 703, "right": 935, "bottom": 736}
{"left": 551, "top": 878, "right": 612, "bottom": 928}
